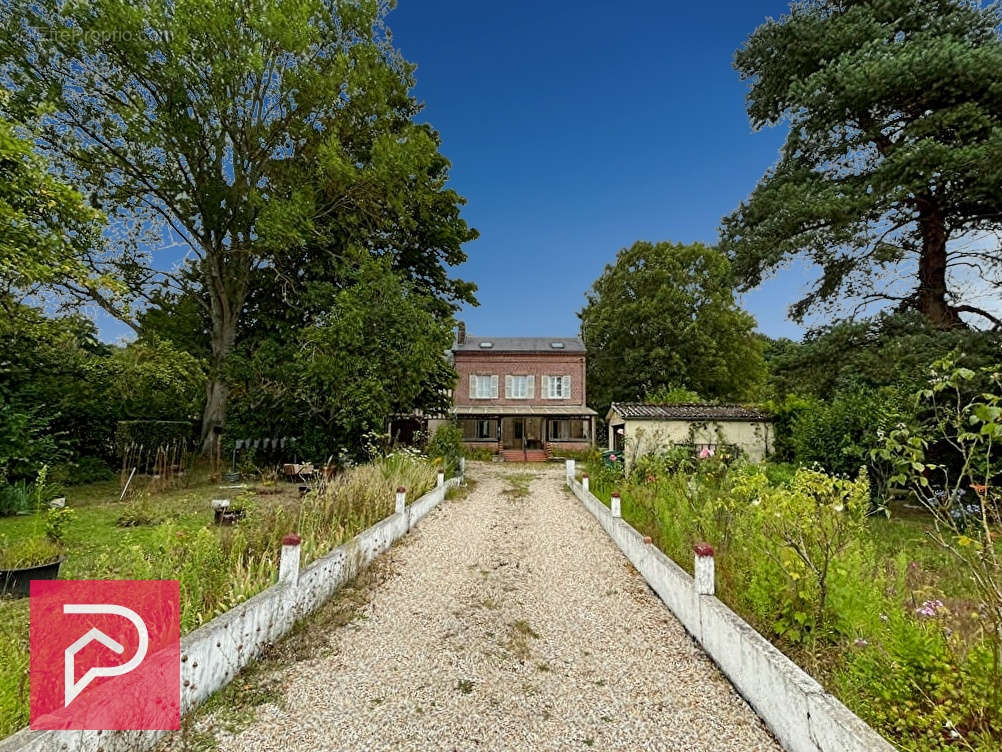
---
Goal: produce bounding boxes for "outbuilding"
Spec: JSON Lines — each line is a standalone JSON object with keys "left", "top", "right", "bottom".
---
{"left": 606, "top": 402, "right": 773, "bottom": 463}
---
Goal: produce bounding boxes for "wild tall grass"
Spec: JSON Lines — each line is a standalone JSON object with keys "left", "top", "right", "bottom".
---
{"left": 587, "top": 459, "right": 1002, "bottom": 751}
{"left": 136, "top": 452, "right": 438, "bottom": 630}
{"left": 0, "top": 453, "right": 441, "bottom": 738}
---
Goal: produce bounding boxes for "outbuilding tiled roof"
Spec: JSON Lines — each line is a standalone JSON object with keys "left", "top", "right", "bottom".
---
{"left": 453, "top": 336, "right": 585, "bottom": 353}
{"left": 609, "top": 402, "right": 771, "bottom": 422}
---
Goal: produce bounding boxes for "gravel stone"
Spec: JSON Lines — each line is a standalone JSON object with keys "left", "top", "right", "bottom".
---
{"left": 175, "top": 462, "right": 780, "bottom": 751}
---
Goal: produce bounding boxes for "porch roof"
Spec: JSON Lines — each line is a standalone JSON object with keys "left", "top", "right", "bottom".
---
{"left": 451, "top": 405, "right": 598, "bottom": 417}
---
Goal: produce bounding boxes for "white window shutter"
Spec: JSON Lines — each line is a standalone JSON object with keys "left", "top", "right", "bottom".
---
{"left": 504, "top": 375, "right": 513, "bottom": 398}
{"left": 542, "top": 375, "right": 550, "bottom": 398}
{"left": 491, "top": 375, "right": 499, "bottom": 398}
{"left": 527, "top": 375, "right": 534, "bottom": 399}
{"left": 562, "top": 375, "right": 571, "bottom": 399}
{"left": 470, "top": 374, "right": 477, "bottom": 399}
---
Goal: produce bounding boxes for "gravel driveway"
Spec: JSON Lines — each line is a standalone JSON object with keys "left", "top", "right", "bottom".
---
{"left": 173, "top": 462, "right": 779, "bottom": 752}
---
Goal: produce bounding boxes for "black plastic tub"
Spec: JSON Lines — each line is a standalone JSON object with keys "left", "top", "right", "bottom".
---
{"left": 0, "top": 557, "right": 65, "bottom": 598}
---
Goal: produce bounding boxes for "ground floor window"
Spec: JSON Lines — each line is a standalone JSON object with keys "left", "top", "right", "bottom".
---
{"left": 460, "top": 419, "right": 497, "bottom": 441}
{"left": 548, "top": 419, "right": 587, "bottom": 441}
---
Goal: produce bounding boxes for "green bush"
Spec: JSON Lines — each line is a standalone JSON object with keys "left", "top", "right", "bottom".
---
{"left": 0, "top": 482, "right": 32, "bottom": 517}
{"left": 55, "top": 456, "right": 114, "bottom": 485}
{"left": 115, "top": 420, "right": 194, "bottom": 453}
{"left": 425, "top": 423, "right": 463, "bottom": 477}
{"left": 463, "top": 446, "right": 493, "bottom": 462}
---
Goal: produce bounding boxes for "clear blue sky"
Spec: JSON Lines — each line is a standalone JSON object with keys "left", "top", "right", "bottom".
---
{"left": 95, "top": 0, "right": 819, "bottom": 344}
{"left": 389, "top": 0, "right": 810, "bottom": 341}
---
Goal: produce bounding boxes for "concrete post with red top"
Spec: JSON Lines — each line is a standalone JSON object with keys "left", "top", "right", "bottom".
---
{"left": 582, "top": 473, "right": 589, "bottom": 493}
{"left": 610, "top": 491, "right": 621, "bottom": 518}
{"left": 395, "top": 486, "right": 407, "bottom": 516}
{"left": 279, "top": 534, "right": 302, "bottom": 588}
{"left": 565, "top": 458, "right": 575, "bottom": 484}
{"left": 694, "top": 543, "right": 715, "bottom": 596}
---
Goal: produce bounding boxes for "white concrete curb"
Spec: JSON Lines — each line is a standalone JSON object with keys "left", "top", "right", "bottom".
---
{"left": 0, "top": 475, "right": 462, "bottom": 752}
{"left": 566, "top": 474, "right": 893, "bottom": 752}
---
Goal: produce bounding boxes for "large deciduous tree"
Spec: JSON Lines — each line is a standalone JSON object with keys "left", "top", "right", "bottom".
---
{"left": 0, "top": 0, "right": 475, "bottom": 451}
{"left": 223, "top": 255, "right": 456, "bottom": 457}
{"left": 721, "top": 0, "right": 1002, "bottom": 330}
{"left": 579, "top": 241, "right": 765, "bottom": 416}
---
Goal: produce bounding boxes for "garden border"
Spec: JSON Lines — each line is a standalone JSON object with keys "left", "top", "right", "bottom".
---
{"left": 0, "top": 472, "right": 463, "bottom": 752}
{"left": 565, "top": 464, "right": 894, "bottom": 752}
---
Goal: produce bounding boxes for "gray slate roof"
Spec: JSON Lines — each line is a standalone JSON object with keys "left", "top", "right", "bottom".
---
{"left": 609, "top": 402, "right": 771, "bottom": 422}
{"left": 453, "top": 336, "right": 585, "bottom": 353}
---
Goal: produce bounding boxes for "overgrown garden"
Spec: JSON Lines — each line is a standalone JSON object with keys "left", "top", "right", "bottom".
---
{"left": 584, "top": 355, "right": 1002, "bottom": 750}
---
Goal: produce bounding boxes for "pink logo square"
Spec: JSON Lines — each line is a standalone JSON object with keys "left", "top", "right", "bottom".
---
{"left": 30, "top": 580, "right": 180, "bottom": 730}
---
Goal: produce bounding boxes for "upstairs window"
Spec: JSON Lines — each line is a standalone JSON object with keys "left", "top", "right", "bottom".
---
{"left": 505, "top": 375, "right": 534, "bottom": 399}
{"left": 544, "top": 375, "right": 571, "bottom": 399}
{"left": 470, "top": 374, "right": 498, "bottom": 399}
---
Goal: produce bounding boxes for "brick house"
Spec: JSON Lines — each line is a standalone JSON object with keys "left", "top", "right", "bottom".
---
{"left": 430, "top": 323, "right": 597, "bottom": 461}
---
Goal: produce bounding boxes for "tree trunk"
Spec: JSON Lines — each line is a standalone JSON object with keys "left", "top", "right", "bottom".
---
{"left": 199, "top": 262, "right": 245, "bottom": 455}
{"left": 916, "top": 199, "right": 962, "bottom": 329}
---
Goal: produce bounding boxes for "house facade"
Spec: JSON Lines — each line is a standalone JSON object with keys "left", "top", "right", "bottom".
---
{"left": 432, "top": 325, "right": 597, "bottom": 460}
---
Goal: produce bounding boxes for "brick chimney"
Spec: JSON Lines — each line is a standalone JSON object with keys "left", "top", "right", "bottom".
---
{"left": 457, "top": 321, "right": 466, "bottom": 344}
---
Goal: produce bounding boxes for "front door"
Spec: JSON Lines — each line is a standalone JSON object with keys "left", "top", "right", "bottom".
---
{"left": 502, "top": 418, "right": 524, "bottom": 450}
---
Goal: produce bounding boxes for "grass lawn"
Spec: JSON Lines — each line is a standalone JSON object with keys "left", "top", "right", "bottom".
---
{"left": 0, "top": 475, "right": 300, "bottom": 738}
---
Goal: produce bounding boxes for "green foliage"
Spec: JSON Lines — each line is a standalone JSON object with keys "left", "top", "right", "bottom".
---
{"left": 765, "top": 313, "right": 1002, "bottom": 400}
{"left": 1, "top": 304, "right": 204, "bottom": 479}
{"left": 0, "top": 481, "right": 31, "bottom": 517}
{"left": 580, "top": 241, "right": 766, "bottom": 415}
{"left": 788, "top": 386, "right": 905, "bottom": 482}
{"left": 0, "top": 397, "right": 64, "bottom": 483}
{"left": 0, "top": 106, "right": 106, "bottom": 290}
{"left": 115, "top": 421, "right": 195, "bottom": 454}
{"left": 722, "top": 2, "right": 1002, "bottom": 328}
{"left": 587, "top": 454, "right": 1002, "bottom": 749}
{"left": 1, "top": 0, "right": 476, "bottom": 446}
{"left": 463, "top": 446, "right": 494, "bottom": 462}
{"left": 54, "top": 456, "right": 114, "bottom": 486}
{"left": 876, "top": 356, "right": 1002, "bottom": 709}
{"left": 0, "top": 536, "right": 61, "bottom": 569}
{"left": 426, "top": 423, "right": 464, "bottom": 477}
{"left": 228, "top": 257, "right": 456, "bottom": 460}
{"left": 836, "top": 608, "right": 1001, "bottom": 750}
{"left": 43, "top": 506, "right": 75, "bottom": 544}
{"left": 115, "top": 494, "right": 162, "bottom": 528}
{"left": 644, "top": 385, "right": 703, "bottom": 404}
{"left": 739, "top": 467, "right": 870, "bottom": 642}
{"left": 762, "top": 393, "right": 812, "bottom": 463}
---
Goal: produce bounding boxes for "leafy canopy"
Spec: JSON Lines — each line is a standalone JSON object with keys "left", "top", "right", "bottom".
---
{"left": 0, "top": 0, "right": 476, "bottom": 446}
{"left": 722, "top": 0, "right": 1002, "bottom": 329}
{"left": 0, "top": 105, "right": 104, "bottom": 290}
{"left": 579, "top": 241, "right": 765, "bottom": 415}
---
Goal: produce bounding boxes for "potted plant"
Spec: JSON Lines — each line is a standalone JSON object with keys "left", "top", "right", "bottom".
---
{"left": 0, "top": 535, "right": 66, "bottom": 598}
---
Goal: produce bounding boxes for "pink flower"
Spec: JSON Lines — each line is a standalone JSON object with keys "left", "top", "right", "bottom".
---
{"left": 698, "top": 447, "right": 715, "bottom": 459}
{"left": 916, "top": 600, "right": 945, "bottom": 618}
